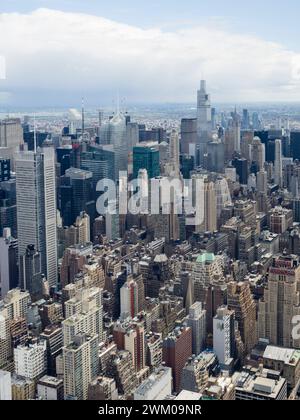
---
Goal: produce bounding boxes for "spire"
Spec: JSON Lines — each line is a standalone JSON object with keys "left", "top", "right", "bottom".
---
{"left": 81, "top": 97, "right": 85, "bottom": 137}
{"left": 33, "top": 113, "right": 37, "bottom": 153}
{"left": 200, "top": 79, "right": 206, "bottom": 92}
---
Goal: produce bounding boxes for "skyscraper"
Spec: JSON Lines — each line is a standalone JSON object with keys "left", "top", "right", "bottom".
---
{"left": 63, "top": 333, "right": 99, "bottom": 400}
{"left": 197, "top": 80, "right": 212, "bottom": 164}
{"left": 213, "top": 306, "right": 235, "bottom": 366}
{"left": 0, "top": 228, "right": 18, "bottom": 299}
{"left": 15, "top": 148, "right": 58, "bottom": 287}
{"left": 133, "top": 145, "right": 160, "bottom": 180}
{"left": 162, "top": 326, "right": 192, "bottom": 393}
{"left": 258, "top": 254, "right": 300, "bottom": 348}
{"left": 169, "top": 130, "right": 180, "bottom": 175}
{"left": 186, "top": 302, "right": 206, "bottom": 356}
{"left": 227, "top": 282, "right": 257, "bottom": 354}
{"left": 181, "top": 118, "right": 197, "bottom": 156}
{"left": 274, "top": 139, "right": 283, "bottom": 187}
{"left": 19, "top": 245, "right": 44, "bottom": 302}
{"left": 100, "top": 112, "right": 128, "bottom": 180}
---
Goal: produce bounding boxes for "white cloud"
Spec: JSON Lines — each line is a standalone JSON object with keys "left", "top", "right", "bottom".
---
{"left": 0, "top": 7, "right": 300, "bottom": 104}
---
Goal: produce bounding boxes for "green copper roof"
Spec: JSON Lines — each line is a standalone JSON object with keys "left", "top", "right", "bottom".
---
{"left": 196, "top": 253, "right": 215, "bottom": 264}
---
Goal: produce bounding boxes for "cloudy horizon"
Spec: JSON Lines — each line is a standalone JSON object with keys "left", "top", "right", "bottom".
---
{"left": 1, "top": 5, "right": 300, "bottom": 107}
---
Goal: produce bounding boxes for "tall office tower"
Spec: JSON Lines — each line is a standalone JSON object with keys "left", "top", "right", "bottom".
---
{"left": 232, "top": 157, "right": 248, "bottom": 185}
{"left": 15, "top": 148, "right": 58, "bottom": 287}
{"left": 274, "top": 139, "right": 283, "bottom": 187}
{"left": 80, "top": 145, "right": 116, "bottom": 186}
{"left": 242, "top": 109, "right": 250, "bottom": 130}
{"left": 250, "top": 137, "right": 265, "bottom": 171}
{"left": 14, "top": 340, "right": 47, "bottom": 381}
{"left": 113, "top": 320, "right": 147, "bottom": 376}
{"left": 240, "top": 131, "right": 254, "bottom": 161}
{"left": 120, "top": 277, "right": 140, "bottom": 319}
{"left": 186, "top": 302, "right": 206, "bottom": 356}
{"left": 126, "top": 122, "right": 139, "bottom": 150}
{"left": 63, "top": 333, "right": 99, "bottom": 400}
{"left": 0, "top": 118, "right": 23, "bottom": 169}
{"left": 19, "top": 245, "right": 44, "bottom": 302}
{"left": 0, "top": 370, "right": 12, "bottom": 400}
{"left": 106, "top": 350, "right": 138, "bottom": 397}
{"left": 105, "top": 199, "right": 120, "bottom": 241}
{"left": 0, "top": 228, "right": 18, "bottom": 299}
{"left": 215, "top": 176, "right": 232, "bottom": 220}
{"left": 0, "top": 179, "right": 17, "bottom": 238}
{"left": 195, "top": 177, "right": 217, "bottom": 233}
{"left": 181, "top": 118, "right": 197, "bottom": 156}
{"left": 231, "top": 109, "right": 241, "bottom": 152}
{"left": 207, "top": 140, "right": 225, "bottom": 173}
{"left": 169, "top": 130, "right": 180, "bottom": 175}
{"left": 88, "top": 376, "right": 118, "bottom": 400}
{"left": 213, "top": 306, "right": 235, "bottom": 366}
{"left": 252, "top": 112, "right": 261, "bottom": 130}
{"left": 162, "top": 326, "right": 192, "bottom": 393}
{"left": 134, "top": 367, "right": 172, "bottom": 400}
{"left": 258, "top": 254, "right": 300, "bottom": 348}
{"left": 100, "top": 112, "right": 128, "bottom": 180}
{"left": 197, "top": 80, "right": 212, "bottom": 163}
{"left": 257, "top": 170, "right": 268, "bottom": 194}
{"left": 290, "top": 131, "right": 300, "bottom": 160}
{"left": 227, "top": 282, "right": 257, "bottom": 354}
{"left": 61, "top": 167, "right": 95, "bottom": 227}
{"left": 63, "top": 287, "right": 103, "bottom": 346}
{"left": 133, "top": 145, "right": 160, "bottom": 180}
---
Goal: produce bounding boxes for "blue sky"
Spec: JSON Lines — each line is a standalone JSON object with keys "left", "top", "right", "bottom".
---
{"left": 3, "top": 0, "right": 300, "bottom": 50}
{"left": 1, "top": 1, "right": 300, "bottom": 106}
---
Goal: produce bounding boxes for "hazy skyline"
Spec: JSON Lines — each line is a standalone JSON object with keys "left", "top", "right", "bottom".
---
{"left": 1, "top": 2, "right": 300, "bottom": 106}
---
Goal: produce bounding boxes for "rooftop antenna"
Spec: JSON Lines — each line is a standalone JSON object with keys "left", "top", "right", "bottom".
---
{"left": 33, "top": 113, "right": 37, "bottom": 153}
{"left": 81, "top": 97, "right": 85, "bottom": 137}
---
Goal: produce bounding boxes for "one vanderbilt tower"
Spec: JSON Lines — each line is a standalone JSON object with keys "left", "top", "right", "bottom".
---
{"left": 197, "top": 80, "right": 212, "bottom": 165}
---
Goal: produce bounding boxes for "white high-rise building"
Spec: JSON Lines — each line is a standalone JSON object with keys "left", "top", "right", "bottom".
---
{"left": 186, "top": 302, "right": 206, "bottom": 356}
{"left": 14, "top": 341, "right": 47, "bottom": 380}
{"left": 100, "top": 112, "right": 128, "bottom": 180}
{"left": 274, "top": 139, "right": 283, "bottom": 187}
{"left": 0, "top": 370, "right": 12, "bottom": 400}
{"left": 0, "top": 118, "right": 24, "bottom": 169}
{"left": 257, "top": 170, "right": 268, "bottom": 194}
{"left": 134, "top": 367, "right": 172, "bottom": 400}
{"left": 213, "top": 306, "right": 235, "bottom": 366}
{"left": 15, "top": 148, "right": 58, "bottom": 287}
{"left": 197, "top": 80, "right": 212, "bottom": 163}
